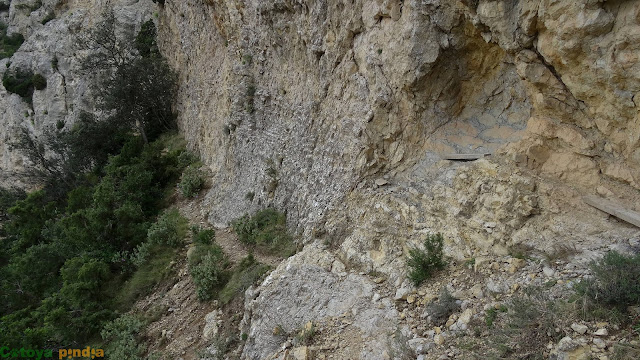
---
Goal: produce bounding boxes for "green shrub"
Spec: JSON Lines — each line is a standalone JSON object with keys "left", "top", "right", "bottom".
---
{"left": 189, "top": 244, "right": 227, "bottom": 301}
{"left": 219, "top": 254, "right": 270, "bottom": 304}
{"left": 115, "top": 245, "right": 176, "bottom": 309}
{"left": 0, "top": 186, "right": 25, "bottom": 217}
{"left": 0, "top": 2, "right": 9, "bottom": 12}
{"left": 192, "top": 227, "right": 215, "bottom": 245}
{"left": 135, "top": 19, "right": 158, "bottom": 58}
{"left": 406, "top": 233, "right": 446, "bottom": 286}
{"left": 147, "top": 208, "right": 188, "bottom": 247}
{"left": 574, "top": 251, "right": 640, "bottom": 319}
{"left": 31, "top": 73, "right": 46, "bottom": 90}
{"left": 41, "top": 12, "right": 55, "bottom": 25}
{"left": 178, "top": 165, "right": 204, "bottom": 198}
{"left": 1, "top": 23, "right": 24, "bottom": 59}
{"left": 231, "top": 209, "right": 296, "bottom": 256}
{"left": 3, "top": 70, "right": 33, "bottom": 98}
{"left": 101, "top": 314, "right": 146, "bottom": 360}
{"left": 2, "top": 70, "right": 46, "bottom": 103}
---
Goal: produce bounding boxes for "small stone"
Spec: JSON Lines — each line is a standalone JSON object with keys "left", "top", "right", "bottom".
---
{"left": 434, "top": 326, "right": 441, "bottom": 334}
{"left": 458, "top": 309, "right": 473, "bottom": 325}
{"left": 395, "top": 287, "right": 411, "bottom": 300}
{"left": 558, "top": 336, "right": 577, "bottom": 351}
{"left": 511, "top": 258, "right": 526, "bottom": 268}
{"left": 571, "top": 323, "right": 589, "bottom": 335}
{"left": 292, "top": 346, "right": 310, "bottom": 360}
{"left": 434, "top": 334, "right": 445, "bottom": 345}
{"left": 375, "top": 178, "right": 389, "bottom": 186}
{"left": 593, "top": 328, "right": 608, "bottom": 336}
{"left": 543, "top": 267, "right": 555, "bottom": 277}
{"left": 469, "top": 284, "right": 484, "bottom": 298}
{"left": 593, "top": 338, "right": 607, "bottom": 349}
{"left": 407, "top": 294, "right": 417, "bottom": 304}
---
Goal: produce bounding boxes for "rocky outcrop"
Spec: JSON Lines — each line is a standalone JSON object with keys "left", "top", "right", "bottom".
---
{"left": 3, "top": 0, "right": 640, "bottom": 358}
{"left": 153, "top": 0, "right": 640, "bottom": 238}
{"left": 0, "top": 0, "right": 153, "bottom": 187}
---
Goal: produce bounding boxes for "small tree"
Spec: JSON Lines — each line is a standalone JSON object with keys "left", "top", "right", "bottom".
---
{"left": 407, "top": 233, "right": 447, "bottom": 286}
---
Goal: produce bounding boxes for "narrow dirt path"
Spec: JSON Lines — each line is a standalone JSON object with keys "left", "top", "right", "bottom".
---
{"left": 176, "top": 192, "right": 283, "bottom": 267}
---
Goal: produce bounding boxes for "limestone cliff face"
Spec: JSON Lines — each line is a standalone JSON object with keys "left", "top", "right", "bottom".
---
{"left": 156, "top": 0, "right": 640, "bottom": 256}
{"left": 0, "top": 0, "right": 152, "bottom": 186}
{"left": 2, "top": 0, "right": 640, "bottom": 358}
{"left": 154, "top": 3, "right": 640, "bottom": 357}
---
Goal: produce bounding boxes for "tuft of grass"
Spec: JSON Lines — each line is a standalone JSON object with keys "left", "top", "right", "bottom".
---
{"left": 219, "top": 254, "right": 270, "bottom": 304}
{"left": 406, "top": 233, "right": 446, "bottom": 286}
{"left": 114, "top": 245, "right": 177, "bottom": 310}
{"left": 485, "top": 304, "right": 508, "bottom": 327}
{"left": 479, "top": 287, "right": 573, "bottom": 359}
{"left": 425, "top": 288, "right": 460, "bottom": 326}
{"left": 386, "top": 328, "right": 415, "bottom": 360}
{"left": 574, "top": 251, "right": 640, "bottom": 322}
{"left": 544, "top": 243, "right": 579, "bottom": 264}
{"left": 231, "top": 209, "right": 296, "bottom": 257}
{"left": 293, "top": 321, "right": 316, "bottom": 346}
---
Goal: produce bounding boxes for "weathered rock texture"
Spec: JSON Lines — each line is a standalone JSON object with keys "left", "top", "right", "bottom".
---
{"left": 152, "top": 0, "right": 640, "bottom": 267}
{"left": 150, "top": 2, "right": 640, "bottom": 357}
{"left": 3, "top": 0, "right": 640, "bottom": 358}
{"left": 0, "top": 0, "right": 152, "bottom": 187}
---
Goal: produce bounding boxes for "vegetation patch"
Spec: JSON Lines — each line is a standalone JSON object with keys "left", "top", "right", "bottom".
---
{"left": 0, "top": 22, "right": 23, "bottom": 59}
{"left": 189, "top": 243, "right": 228, "bottom": 301}
{"left": 2, "top": 70, "right": 46, "bottom": 104}
{"left": 114, "top": 245, "right": 177, "bottom": 310}
{"left": 41, "top": 12, "right": 55, "bottom": 25}
{"left": 406, "top": 233, "right": 447, "bottom": 286}
{"left": 101, "top": 314, "right": 146, "bottom": 360}
{"left": 178, "top": 165, "right": 205, "bottom": 198}
{"left": 147, "top": 208, "right": 188, "bottom": 247}
{"left": 231, "top": 208, "right": 296, "bottom": 257}
{"left": 219, "top": 254, "right": 270, "bottom": 305}
{"left": 574, "top": 250, "right": 640, "bottom": 323}
{"left": 424, "top": 288, "right": 460, "bottom": 326}
{"left": 0, "top": 13, "right": 184, "bottom": 351}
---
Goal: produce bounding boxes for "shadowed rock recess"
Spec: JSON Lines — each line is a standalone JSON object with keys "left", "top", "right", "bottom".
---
{"left": 3, "top": 0, "right": 640, "bottom": 359}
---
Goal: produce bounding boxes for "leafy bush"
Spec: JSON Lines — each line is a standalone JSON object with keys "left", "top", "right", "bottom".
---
{"left": 231, "top": 209, "right": 296, "bottom": 256}
{"left": 178, "top": 165, "right": 204, "bottom": 198}
{"left": 135, "top": 19, "right": 158, "bottom": 58}
{"left": 575, "top": 251, "right": 640, "bottom": 319}
{"left": 31, "top": 73, "right": 46, "bottom": 89}
{"left": 1, "top": 23, "right": 24, "bottom": 59}
{"left": 406, "top": 233, "right": 446, "bottom": 286}
{"left": 2, "top": 70, "right": 46, "bottom": 104}
{"left": 192, "top": 227, "right": 215, "bottom": 245}
{"left": 189, "top": 244, "right": 227, "bottom": 301}
{"left": 101, "top": 315, "right": 146, "bottom": 360}
{"left": 147, "top": 208, "right": 188, "bottom": 247}
{"left": 0, "top": 186, "right": 25, "bottom": 217}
